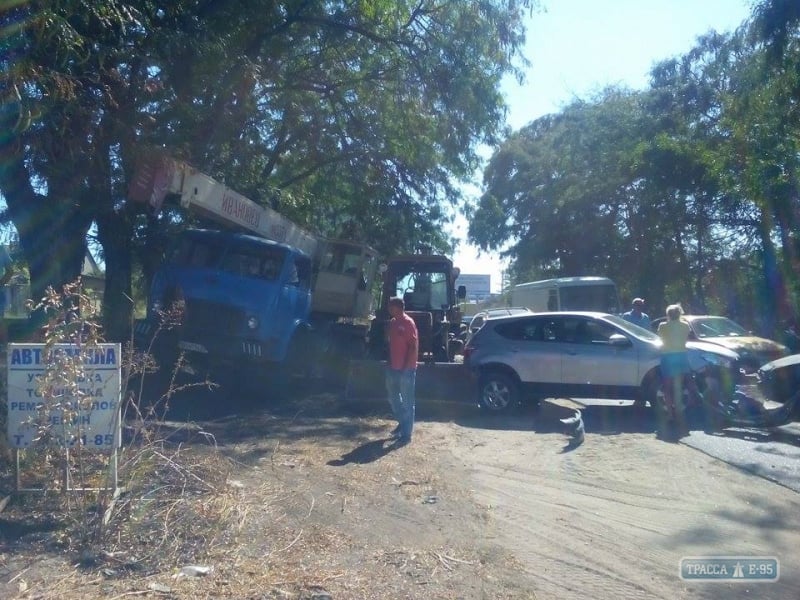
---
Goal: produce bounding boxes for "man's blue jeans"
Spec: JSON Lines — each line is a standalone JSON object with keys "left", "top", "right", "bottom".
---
{"left": 385, "top": 368, "right": 416, "bottom": 440}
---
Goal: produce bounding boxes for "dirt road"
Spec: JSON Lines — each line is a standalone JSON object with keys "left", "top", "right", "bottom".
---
{"left": 218, "top": 393, "right": 800, "bottom": 599}
{"left": 2, "top": 392, "right": 800, "bottom": 599}
{"left": 434, "top": 408, "right": 800, "bottom": 599}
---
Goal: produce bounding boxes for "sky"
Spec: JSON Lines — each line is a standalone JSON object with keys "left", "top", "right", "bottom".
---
{"left": 451, "top": 0, "right": 756, "bottom": 292}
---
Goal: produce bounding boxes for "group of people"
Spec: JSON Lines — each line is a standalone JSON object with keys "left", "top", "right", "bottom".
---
{"left": 623, "top": 297, "right": 691, "bottom": 426}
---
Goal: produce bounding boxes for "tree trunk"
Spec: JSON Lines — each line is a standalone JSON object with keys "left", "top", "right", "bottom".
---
{"left": 757, "top": 215, "right": 783, "bottom": 334}
{"left": 1, "top": 155, "right": 88, "bottom": 321}
{"left": 96, "top": 208, "right": 135, "bottom": 342}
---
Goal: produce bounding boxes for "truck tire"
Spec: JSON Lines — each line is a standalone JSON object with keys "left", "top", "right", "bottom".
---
{"left": 286, "top": 329, "right": 315, "bottom": 380}
{"left": 477, "top": 370, "right": 520, "bottom": 412}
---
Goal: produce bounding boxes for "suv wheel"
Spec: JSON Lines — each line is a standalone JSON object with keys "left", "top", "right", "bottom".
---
{"left": 478, "top": 371, "right": 519, "bottom": 412}
{"left": 637, "top": 371, "right": 660, "bottom": 408}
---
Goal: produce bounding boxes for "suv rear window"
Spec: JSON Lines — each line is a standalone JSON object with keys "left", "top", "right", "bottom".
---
{"left": 493, "top": 318, "right": 542, "bottom": 341}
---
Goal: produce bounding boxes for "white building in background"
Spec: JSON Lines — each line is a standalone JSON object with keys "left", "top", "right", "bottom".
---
{"left": 455, "top": 273, "right": 491, "bottom": 302}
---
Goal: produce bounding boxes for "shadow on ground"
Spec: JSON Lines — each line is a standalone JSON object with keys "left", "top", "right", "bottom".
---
{"left": 698, "top": 423, "right": 800, "bottom": 448}
{"left": 127, "top": 369, "right": 800, "bottom": 454}
{"left": 326, "top": 437, "right": 408, "bottom": 466}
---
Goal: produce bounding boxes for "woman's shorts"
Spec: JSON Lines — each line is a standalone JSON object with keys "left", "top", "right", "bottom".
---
{"left": 661, "top": 352, "right": 689, "bottom": 377}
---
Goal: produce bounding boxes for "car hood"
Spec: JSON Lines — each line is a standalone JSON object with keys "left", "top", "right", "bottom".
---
{"left": 758, "top": 353, "right": 800, "bottom": 373}
{"left": 700, "top": 335, "right": 787, "bottom": 354}
{"left": 686, "top": 340, "right": 740, "bottom": 360}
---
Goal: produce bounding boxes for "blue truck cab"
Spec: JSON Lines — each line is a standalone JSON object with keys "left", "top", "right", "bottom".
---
{"left": 138, "top": 228, "right": 313, "bottom": 368}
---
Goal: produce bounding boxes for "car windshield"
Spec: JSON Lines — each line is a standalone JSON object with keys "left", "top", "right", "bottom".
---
{"left": 603, "top": 313, "right": 661, "bottom": 341}
{"left": 691, "top": 317, "right": 748, "bottom": 338}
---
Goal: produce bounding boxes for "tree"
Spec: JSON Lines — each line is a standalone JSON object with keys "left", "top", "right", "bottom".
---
{"left": 471, "top": 7, "right": 800, "bottom": 325}
{"left": 470, "top": 89, "right": 654, "bottom": 293}
{"left": 1, "top": 0, "right": 533, "bottom": 340}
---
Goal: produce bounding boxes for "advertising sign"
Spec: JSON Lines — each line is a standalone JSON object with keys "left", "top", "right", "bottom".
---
{"left": 455, "top": 273, "right": 492, "bottom": 300}
{"left": 6, "top": 343, "right": 122, "bottom": 451}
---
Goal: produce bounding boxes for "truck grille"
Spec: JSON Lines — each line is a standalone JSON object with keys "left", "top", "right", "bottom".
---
{"left": 183, "top": 299, "right": 244, "bottom": 336}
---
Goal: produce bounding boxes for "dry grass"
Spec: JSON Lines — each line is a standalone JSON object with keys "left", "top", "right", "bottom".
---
{"left": 1, "top": 403, "right": 532, "bottom": 600}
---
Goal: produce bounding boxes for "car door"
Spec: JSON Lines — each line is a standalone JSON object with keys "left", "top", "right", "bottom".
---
{"left": 558, "top": 316, "right": 640, "bottom": 393}
{"left": 493, "top": 316, "right": 562, "bottom": 387}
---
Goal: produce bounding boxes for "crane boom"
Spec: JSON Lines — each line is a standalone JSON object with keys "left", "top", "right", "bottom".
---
{"left": 129, "top": 156, "right": 318, "bottom": 256}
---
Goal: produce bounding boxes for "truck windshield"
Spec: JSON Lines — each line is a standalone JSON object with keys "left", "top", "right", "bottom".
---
{"left": 170, "top": 236, "right": 287, "bottom": 281}
{"left": 396, "top": 271, "right": 449, "bottom": 310}
{"left": 559, "top": 284, "right": 620, "bottom": 313}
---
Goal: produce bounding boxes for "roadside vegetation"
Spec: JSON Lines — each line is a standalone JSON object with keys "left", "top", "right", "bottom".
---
{"left": 0, "top": 281, "right": 236, "bottom": 590}
{"left": 2, "top": 1, "right": 799, "bottom": 340}
{"left": 470, "top": 2, "right": 800, "bottom": 333}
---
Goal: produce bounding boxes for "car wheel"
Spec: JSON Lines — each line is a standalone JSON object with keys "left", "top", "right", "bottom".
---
{"left": 478, "top": 371, "right": 519, "bottom": 412}
{"left": 637, "top": 370, "right": 661, "bottom": 408}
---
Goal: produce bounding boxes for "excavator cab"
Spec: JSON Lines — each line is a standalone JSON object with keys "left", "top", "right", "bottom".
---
{"left": 367, "top": 254, "right": 465, "bottom": 363}
{"left": 348, "top": 254, "right": 469, "bottom": 400}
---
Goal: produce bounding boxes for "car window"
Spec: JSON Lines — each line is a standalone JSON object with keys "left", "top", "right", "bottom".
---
{"left": 520, "top": 317, "right": 562, "bottom": 342}
{"left": 562, "top": 317, "right": 620, "bottom": 344}
{"left": 494, "top": 318, "right": 541, "bottom": 341}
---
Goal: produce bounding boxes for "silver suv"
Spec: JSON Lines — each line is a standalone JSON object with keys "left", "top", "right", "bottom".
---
{"left": 463, "top": 311, "right": 739, "bottom": 411}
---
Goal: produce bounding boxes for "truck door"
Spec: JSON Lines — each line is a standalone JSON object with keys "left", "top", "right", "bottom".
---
{"left": 279, "top": 253, "right": 312, "bottom": 335}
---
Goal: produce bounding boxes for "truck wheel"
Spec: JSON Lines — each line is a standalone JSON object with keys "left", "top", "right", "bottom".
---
{"left": 286, "top": 329, "right": 315, "bottom": 379}
{"left": 478, "top": 371, "right": 519, "bottom": 412}
{"left": 433, "top": 345, "right": 449, "bottom": 363}
{"left": 448, "top": 338, "right": 464, "bottom": 361}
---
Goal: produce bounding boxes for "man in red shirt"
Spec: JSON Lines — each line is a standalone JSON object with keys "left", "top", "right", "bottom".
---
{"left": 385, "top": 296, "right": 419, "bottom": 445}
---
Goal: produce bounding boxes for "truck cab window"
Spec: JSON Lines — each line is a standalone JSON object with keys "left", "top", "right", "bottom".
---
{"left": 171, "top": 238, "right": 225, "bottom": 268}
{"left": 289, "top": 256, "right": 312, "bottom": 288}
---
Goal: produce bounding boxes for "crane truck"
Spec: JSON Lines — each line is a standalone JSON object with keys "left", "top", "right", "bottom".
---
{"left": 129, "top": 156, "right": 379, "bottom": 386}
{"left": 129, "top": 156, "right": 468, "bottom": 397}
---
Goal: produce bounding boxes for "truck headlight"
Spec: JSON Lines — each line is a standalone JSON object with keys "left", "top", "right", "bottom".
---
{"left": 247, "top": 316, "right": 259, "bottom": 330}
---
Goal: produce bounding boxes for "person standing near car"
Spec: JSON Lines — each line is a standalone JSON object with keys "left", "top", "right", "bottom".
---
{"left": 622, "top": 297, "right": 650, "bottom": 328}
{"left": 385, "top": 296, "right": 419, "bottom": 446}
{"left": 657, "top": 303, "right": 691, "bottom": 427}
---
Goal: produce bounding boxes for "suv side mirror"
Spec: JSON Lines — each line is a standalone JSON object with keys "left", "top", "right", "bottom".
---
{"left": 457, "top": 285, "right": 467, "bottom": 300}
{"left": 608, "top": 333, "right": 631, "bottom": 347}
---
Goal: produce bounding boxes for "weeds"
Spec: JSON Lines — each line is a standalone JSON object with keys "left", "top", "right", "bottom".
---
{"left": 1, "top": 278, "right": 231, "bottom": 572}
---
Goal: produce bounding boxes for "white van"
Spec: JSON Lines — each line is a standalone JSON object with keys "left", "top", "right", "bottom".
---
{"left": 511, "top": 276, "right": 620, "bottom": 314}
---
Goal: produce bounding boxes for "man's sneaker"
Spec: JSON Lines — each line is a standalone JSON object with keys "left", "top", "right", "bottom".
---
{"left": 390, "top": 425, "right": 402, "bottom": 437}
{"left": 394, "top": 436, "right": 411, "bottom": 447}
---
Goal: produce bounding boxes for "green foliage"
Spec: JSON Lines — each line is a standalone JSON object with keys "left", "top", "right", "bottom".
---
{"left": 471, "top": 0, "right": 800, "bottom": 332}
{"left": 1, "top": 1, "right": 533, "bottom": 339}
{"left": 472, "top": 90, "right": 649, "bottom": 284}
